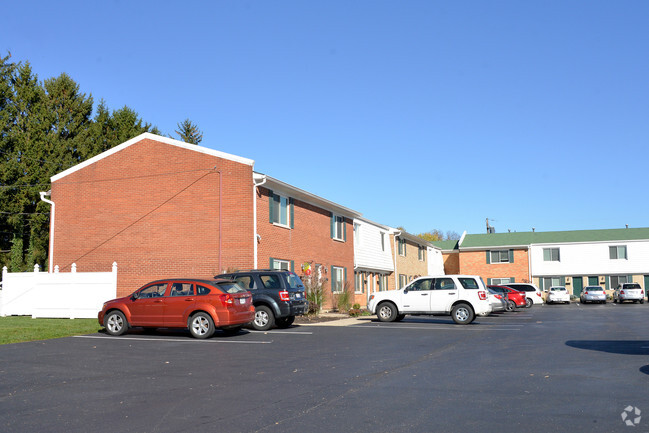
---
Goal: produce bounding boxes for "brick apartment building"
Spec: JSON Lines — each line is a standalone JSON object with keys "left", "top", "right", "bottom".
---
{"left": 45, "top": 133, "right": 361, "bottom": 308}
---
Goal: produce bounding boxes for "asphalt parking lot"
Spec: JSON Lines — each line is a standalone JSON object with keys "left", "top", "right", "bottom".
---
{"left": 1, "top": 303, "right": 648, "bottom": 433}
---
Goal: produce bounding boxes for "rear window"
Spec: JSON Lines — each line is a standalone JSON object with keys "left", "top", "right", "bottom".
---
{"left": 624, "top": 284, "right": 641, "bottom": 290}
{"left": 507, "top": 284, "right": 535, "bottom": 292}
{"left": 282, "top": 273, "right": 305, "bottom": 289}
{"left": 216, "top": 282, "right": 247, "bottom": 294}
{"left": 459, "top": 278, "right": 479, "bottom": 289}
{"left": 585, "top": 286, "right": 602, "bottom": 291}
{"left": 260, "top": 274, "right": 282, "bottom": 289}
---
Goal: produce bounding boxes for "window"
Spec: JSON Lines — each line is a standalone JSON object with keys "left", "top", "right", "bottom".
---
{"left": 398, "top": 238, "right": 406, "bottom": 256}
{"left": 234, "top": 276, "right": 255, "bottom": 290}
{"left": 354, "top": 223, "right": 360, "bottom": 245}
{"left": 489, "top": 250, "right": 510, "bottom": 263}
{"left": 271, "top": 259, "right": 290, "bottom": 270}
{"left": 378, "top": 274, "right": 388, "bottom": 291}
{"left": 269, "top": 191, "right": 293, "bottom": 228}
{"left": 542, "top": 277, "right": 562, "bottom": 289}
{"left": 138, "top": 283, "right": 167, "bottom": 298}
{"left": 459, "top": 278, "right": 479, "bottom": 289}
{"left": 609, "top": 245, "right": 627, "bottom": 260}
{"left": 331, "top": 213, "right": 346, "bottom": 241}
{"left": 434, "top": 278, "right": 456, "bottom": 290}
{"left": 610, "top": 275, "right": 631, "bottom": 288}
{"left": 399, "top": 274, "right": 408, "bottom": 289}
{"left": 543, "top": 248, "right": 560, "bottom": 262}
{"left": 331, "top": 266, "right": 345, "bottom": 292}
{"left": 418, "top": 245, "right": 426, "bottom": 261}
{"left": 491, "top": 278, "right": 513, "bottom": 285}
{"left": 354, "top": 271, "right": 365, "bottom": 294}
{"left": 260, "top": 274, "right": 282, "bottom": 289}
{"left": 170, "top": 283, "right": 194, "bottom": 296}
{"left": 197, "top": 285, "right": 211, "bottom": 295}
{"left": 380, "top": 232, "right": 385, "bottom": 251}
{"left": 216, "top": 282, "right": 246, "bottom": 294}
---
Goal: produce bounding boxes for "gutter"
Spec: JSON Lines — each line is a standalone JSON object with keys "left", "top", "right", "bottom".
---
{"left": 39, "top": 191, "right": 55, "bottom": 273}
{"left": 392, "top": 230, "right": 401, "bottom": 290}
{"left": 253, "top": 174, "right": 267, "bottom": 269}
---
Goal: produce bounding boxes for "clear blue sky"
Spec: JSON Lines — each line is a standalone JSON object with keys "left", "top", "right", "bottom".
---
{"left": 5, "top": 1, "right": 649, "bottom": 236}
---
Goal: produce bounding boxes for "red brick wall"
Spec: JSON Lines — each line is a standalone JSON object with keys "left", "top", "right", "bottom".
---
{"left": 458, "top": 249, "right": 530, "bottom": 283}
{"left": 442, "top": 252, "right": 460, "bottom": 274}
{"left": 256, "top": 187, "right": 355, "bottom": 309}
{"left": 51, "top": 138, "right": 254, "bottom": 297}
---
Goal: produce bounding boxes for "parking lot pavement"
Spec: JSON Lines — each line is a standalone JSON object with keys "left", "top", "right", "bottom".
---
{"left": 1, "top": 303, "right": 648, "bottom": 433}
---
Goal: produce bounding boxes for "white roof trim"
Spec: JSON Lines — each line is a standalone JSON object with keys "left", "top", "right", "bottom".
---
{"left": 51, "top": 133, "right": 254, "bottom": 182}
{"left": 255, "top": 173, "right": 361, "bottom": 218}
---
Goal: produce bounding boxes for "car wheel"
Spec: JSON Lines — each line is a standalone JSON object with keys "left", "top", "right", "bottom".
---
{"left": 505, "top": 300, "right": 515, "bottom": 312}
{"left": 451, "top": 303, "right": 474, "bottom": 325}
{"left": 189, "top": 312, "right": 215, "bottom": 339}
{"left": 252, "top": 305, "right": 275, "bottom": 331}
{"left": 275, "top": 315, "right": 295, "bottom": 328}
{"left": 222, "top": 326, "right": 243, "bottom": 335}
{"left": 395, "top": 314, "right": 406, "bottom": 321}
{"left": 104, "top": 310, "right": 128, "bottom": 336}
{"left": 525, "top": 298, "right": 533, "bottom": 308}
{"left": 377, "top": 302, "right": 397, "bottom": 322}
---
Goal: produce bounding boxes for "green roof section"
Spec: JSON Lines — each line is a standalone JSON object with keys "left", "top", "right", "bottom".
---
{"left": 429, "top": 240, "right": 459, "bottom": 250}
{"left": 459, "top": 227, "right": 649, "bottom": 249}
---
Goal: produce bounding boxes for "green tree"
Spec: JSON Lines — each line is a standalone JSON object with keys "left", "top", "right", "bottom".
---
{"left": 175, "top": 118, "right": 202, "bottom": 144}
{"left": 417, "top": 230, "right": 444, "bottom": 242}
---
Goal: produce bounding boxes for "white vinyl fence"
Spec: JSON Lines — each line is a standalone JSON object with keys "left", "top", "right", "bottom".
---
{"left": 0, "top": 263, "right": 117, "bottom": 319}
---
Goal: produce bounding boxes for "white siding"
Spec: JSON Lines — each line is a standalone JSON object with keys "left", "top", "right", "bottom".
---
{"left": 531, "top": 240, "right": 649, "bottom": 276}
{"left": 353, "top": 219, "right": 394, "bottom": 272}
{"left": 427, "top": 247, "right": 445, "bottom": 275}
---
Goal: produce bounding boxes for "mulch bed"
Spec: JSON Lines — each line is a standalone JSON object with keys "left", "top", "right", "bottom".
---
{"left": 293, "top": 313, "right": 349, "bottom": 324}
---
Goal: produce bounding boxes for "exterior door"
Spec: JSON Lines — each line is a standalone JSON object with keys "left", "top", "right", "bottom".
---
{"left": 164, "top": 282, "right": 196, "bottom": 327}
{"left": 644, "top": 275, "right": 649, "bottom": 297}
{"left": 401, "top": 278, "right": 433, "bottom": 312}
{"left": 572, "top": 277, "right": 583, "bottom": 297}
{"left": 428, "top": 277, "right": 460, "bottom": 313}
{"left": 128, "top": 282, "right": 169, "bottom": 326}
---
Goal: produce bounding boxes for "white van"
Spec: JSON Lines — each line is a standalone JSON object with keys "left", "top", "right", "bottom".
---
{"left": 503, "top": 283, "right": 544, "bottom": 307}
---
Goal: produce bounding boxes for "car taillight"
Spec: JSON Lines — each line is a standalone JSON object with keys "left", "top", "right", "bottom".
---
{"left": 495, "top": 294, "right": 502, "bottom": 300}
{"left": 220, "top": 294, "right": 234, "bottom": 305}
{"left": 584, "top": 291, "right": 588, "bottom": 295}
{"left": 620, "top": 290, "right": 625, "bottom": 295}
{"left": 279, "top": 290, "right": 290, "bottom": 302}
{"left": 478, "top": 290, "right": 487, "bottom": 300}
{"left": 536, "top": 292, "right": 541, "bottom": 297}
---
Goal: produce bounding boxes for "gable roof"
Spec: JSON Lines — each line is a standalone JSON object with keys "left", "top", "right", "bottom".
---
{"left": 51, "top": 133, "right": 254, "bottom": 182}
{"left": 430, "top": 240, "right": 460, "bottom": 251}
{"left": 458, "top": 227, "right": 649, "bottom": 249}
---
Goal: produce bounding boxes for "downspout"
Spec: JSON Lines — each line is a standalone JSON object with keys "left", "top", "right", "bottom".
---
{"left": 253, "top": 175, "right": 267, "bottom": 269}
{"left": 39, "top": 191, "right": 55, "bottom": 273}
{"left": 217, "top": 169, "right": 222, "bottom": 273}
{"left": 393, "top": 230, "right": 401, "bottom": 290}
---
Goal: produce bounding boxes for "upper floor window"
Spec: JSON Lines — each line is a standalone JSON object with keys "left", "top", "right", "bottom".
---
{"left": 354, "top": 223, "right": 360, "bottom": 245}
{"left": 418, "top": 245, "right": 426, "bottom": 261}
{"left": 609, "top": 245, "right": 627, "bottom": 260}
{"left": 543, "top": 248, "right": 560, "bottom": 262}
{"left": 269, "top": 190, "right": 293, "bottom": 228}
{"left": 380, "top": 232, "right": 385, "bottom": 251}
{"left": 489, "top": 250, "right": 510, "bottom": 263}
{"left": 398, "top": 238, "right": 406, "bottom": 256}
{"left": 331, "top": 213, "right": 346, "bottom": 241}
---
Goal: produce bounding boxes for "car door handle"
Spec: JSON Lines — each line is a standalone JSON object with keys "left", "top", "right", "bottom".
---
{"left": 421, "top": 293, "right": 429, "bottom": 296}
{"left": 448, "top": 292, "right": 456, "bottom": 295}
{"left": 185, "top": 298, "right": 195, "bottom": 301}
{"left": 153, "top": 300, "right": 162, "bottom": 303}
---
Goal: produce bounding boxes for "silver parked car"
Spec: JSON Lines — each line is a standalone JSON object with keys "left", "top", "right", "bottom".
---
{"left": 613, "top": 283, "right": 645, "bottom": 304}
{"left": 487, "top": 288, "right": 508, "bottom": 312}
{"left": 580, "top": 286, "right": 606, "bottom": 304}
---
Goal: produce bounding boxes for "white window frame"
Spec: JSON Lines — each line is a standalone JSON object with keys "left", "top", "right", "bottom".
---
{"left": 609, "top": 245, "right": 627, "bottom": 260}
{"left": 491, "top": 278, "right": 513, "bottom": 285}
{"left": 272, "top": 259, "right": 290, "bottom": 270}
{"left": 418, "top": 245, "right": 426, "bottom": 261}
{"left": 332, "top": 214, "right": 345, "bottom": 241}
{"left": 271, "top": 193, "right": 291, "bottom": 228}
{"left": 380, "top": 232, "right": 385, "bottom": 251}
{"left": 543, "top": 248, "right": 560, "bottom": 262}
{"left": 332, "top": 266, "right": 345, "bottom": 293}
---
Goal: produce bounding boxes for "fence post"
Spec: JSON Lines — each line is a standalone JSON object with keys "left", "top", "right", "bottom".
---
{"left": 71, "top": 263, "right": 77, "bottom": 273}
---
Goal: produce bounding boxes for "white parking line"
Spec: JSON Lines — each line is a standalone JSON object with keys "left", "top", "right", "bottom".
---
{"left": 353, "top": 325, "right": 521, "bottom": 331}
{"left": 73, "top": 335, "right": 272, "bottom": 344}
{"left": 248, "top": 330, "right": 313, "bottom": 335}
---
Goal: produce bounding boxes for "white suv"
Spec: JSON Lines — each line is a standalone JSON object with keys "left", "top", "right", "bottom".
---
{"left": 613, "top": 283, "right": 645, "bottom": 304}
{"left": 367, "top": 275, "right": 492, "bottom": 325}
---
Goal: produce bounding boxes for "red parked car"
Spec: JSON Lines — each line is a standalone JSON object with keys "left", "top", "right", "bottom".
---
{"left": 98, "top": 278, "right": 254, "bottom": 339}
{"left": 488, "top": 285, "right": 527, "bottom": 311}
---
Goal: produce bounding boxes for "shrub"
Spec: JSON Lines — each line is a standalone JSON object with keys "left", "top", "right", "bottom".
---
{"left": 303, "top": 274, "right": 325, "bottom": 314}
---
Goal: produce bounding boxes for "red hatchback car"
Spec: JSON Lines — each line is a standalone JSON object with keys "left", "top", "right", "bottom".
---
{"left": 488, "top": 285, "right": 527, "bottom": 310}
{"left": 98, "top": 278, "right": 254, "bottom": 339}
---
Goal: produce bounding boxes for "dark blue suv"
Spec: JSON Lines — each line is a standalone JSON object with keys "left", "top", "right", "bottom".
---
{"left": 215, "top": 270, "right": 308, "bottom": 331}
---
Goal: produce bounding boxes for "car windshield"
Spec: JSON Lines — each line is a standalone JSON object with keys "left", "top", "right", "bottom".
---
{"left": 217, "top": 282, "right": 247, "bottom": 294}
{"left": 282, "top": 273, "right": 305, "bottom": 289}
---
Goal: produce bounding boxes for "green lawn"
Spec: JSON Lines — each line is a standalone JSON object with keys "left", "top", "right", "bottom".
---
{"left": 0, "top": 316, "right": 102, "bottom": 345}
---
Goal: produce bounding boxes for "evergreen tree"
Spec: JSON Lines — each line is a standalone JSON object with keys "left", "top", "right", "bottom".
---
{"left": 175, "top": 118, "right": 203, "bottom": 144}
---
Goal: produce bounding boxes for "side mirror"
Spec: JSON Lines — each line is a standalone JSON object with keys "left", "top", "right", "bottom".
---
{"left": 403, "top": 289, "right": 409, "bottom": 294}
{"left": 131, "top": 292, "right": 139, "bottom": 300}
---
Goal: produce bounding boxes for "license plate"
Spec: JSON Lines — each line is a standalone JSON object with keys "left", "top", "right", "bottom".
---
{"left": 239, "top": 298, "right": 246, "bottom": 304}
{"left": 295, "top": 293, "right": 301, "bottom": 299}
